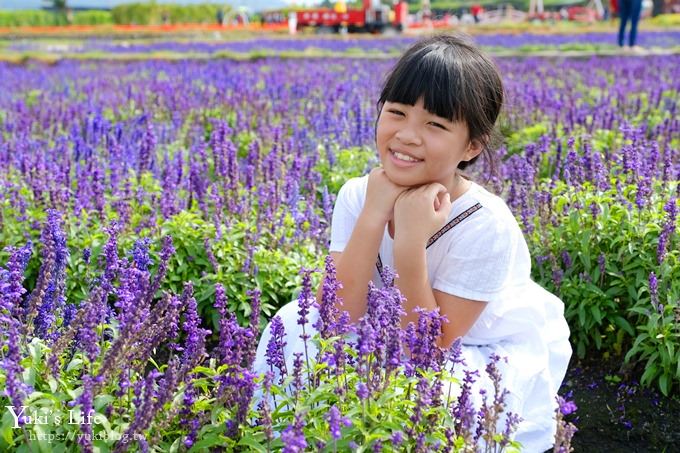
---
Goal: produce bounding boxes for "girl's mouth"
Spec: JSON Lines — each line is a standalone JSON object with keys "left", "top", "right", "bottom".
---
{"left": 389, "top": 148, "right": 423, "bottom": 167}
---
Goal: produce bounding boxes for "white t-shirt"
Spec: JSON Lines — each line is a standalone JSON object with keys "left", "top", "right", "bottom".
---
{"left": 329, "top": 174, "right": 551, "bottom": 345}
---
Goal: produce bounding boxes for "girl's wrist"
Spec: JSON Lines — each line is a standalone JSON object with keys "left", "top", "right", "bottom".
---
{"left": 357, "top": 210, "right": 388, "bottom": 231}
{"left": 393, "top": 235, "right": 427, "bottom": 255}
{"left": 393, "top": 238, "right": 426, "bottom": 274}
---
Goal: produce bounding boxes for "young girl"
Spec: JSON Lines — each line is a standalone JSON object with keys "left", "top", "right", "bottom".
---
{"left": 254, "top": 34, "right": 571, "bottom": 452}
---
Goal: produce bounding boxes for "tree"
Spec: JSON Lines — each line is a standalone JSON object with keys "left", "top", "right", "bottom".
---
{"left": 42, "top": 0, "right": 70, "bottom": 25}
{"left": 43, "top": 0, "right": 67, "bottom": 13}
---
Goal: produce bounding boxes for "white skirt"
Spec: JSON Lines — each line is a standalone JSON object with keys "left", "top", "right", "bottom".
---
{"left": 253, "top": 288, "right": 571, "bottom": 453}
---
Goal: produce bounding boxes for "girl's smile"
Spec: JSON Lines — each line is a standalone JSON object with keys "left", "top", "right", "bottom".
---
{"left": 388, "top": 147, "right": 423, "bottom": 167}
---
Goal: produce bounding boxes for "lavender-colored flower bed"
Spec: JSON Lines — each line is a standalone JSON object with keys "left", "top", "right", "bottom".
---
{"left": 0, "top": 54, "right": 678, "bottom": 450}
{"left": 5, "top": 30, "right": 680, "bottom": 54}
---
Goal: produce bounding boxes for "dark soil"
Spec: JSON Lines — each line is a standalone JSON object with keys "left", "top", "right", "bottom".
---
{"left": 559, "top": 356, "right": 680, "bottom": 452}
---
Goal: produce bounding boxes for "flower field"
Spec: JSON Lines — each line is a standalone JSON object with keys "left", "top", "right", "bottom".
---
{"left": 0, "top": 46, "right": 678, "bottom": 451}
{"left": 4, "top": 31, "right": 680, "bottom": 56}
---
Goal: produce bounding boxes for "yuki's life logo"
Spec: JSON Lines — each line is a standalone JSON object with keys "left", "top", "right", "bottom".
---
{"left": 5, "top": 406, "right": 104, "bottom": 429}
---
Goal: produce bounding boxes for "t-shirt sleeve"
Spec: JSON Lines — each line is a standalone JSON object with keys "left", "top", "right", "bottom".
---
{"left": 329, "top": 177, "right": 365, "bottom": 253}
{"left": 432, "top": 212, "right": 519, "bottom": 301}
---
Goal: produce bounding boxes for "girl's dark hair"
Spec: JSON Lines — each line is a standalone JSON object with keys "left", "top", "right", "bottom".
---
{"left": 376, "top": 33, "right": 503, "bottom": 176}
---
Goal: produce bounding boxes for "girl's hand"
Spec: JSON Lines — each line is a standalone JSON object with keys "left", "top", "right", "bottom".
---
{"left": 363, "top": 167, "right": 408, "bottom": 225}
{"left": 393, "top": 183, "right": 453, "bottom": 247}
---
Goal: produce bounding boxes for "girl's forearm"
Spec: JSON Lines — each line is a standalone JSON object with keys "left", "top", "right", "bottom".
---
{"left": 393, "top": 241, "right": 439, "bottom": 333}
{"left": 330, "top": 211, "right": 386, "bottom": 323}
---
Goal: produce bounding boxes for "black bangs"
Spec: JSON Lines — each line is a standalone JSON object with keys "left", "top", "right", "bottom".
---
{"left": 378, "top": 44, "right": 466, "bottom": 123}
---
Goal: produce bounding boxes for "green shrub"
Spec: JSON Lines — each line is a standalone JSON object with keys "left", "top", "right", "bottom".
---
{"left": 72, "top": 11, "right": 114, "bottom": 26}
{"left": 111, "top": 3, "right": 231, "bottom": 25}
{"left": 0, "top": 10, "right": 60, "bottom": 27}
{"left": 647, "top": 13, "right": 680, "bottom": 27}
{"left": 527, "top": 179, "right": 679, "bottom": 395}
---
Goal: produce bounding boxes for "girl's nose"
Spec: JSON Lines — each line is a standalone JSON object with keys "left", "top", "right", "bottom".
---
{"left": 395, "top": 126, "right": 422, "bottom": 146}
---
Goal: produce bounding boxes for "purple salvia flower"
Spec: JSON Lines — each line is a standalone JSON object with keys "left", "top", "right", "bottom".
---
{"left": 391, "top": 431, "right": 404, "bottom": 446}
{"left": 29, "top": 210, "right": 69, "bottom": 341}
{"left": 356, "top": 381, "right": 369, "bottom": 400}
{"left": 291, "top": 352, "right": 305, "bottom": 399}
{"left": 296, "top": 268, "right": 315, "bottom": 329}
{"left": 321, "top": 185, "right": 334, "bottom": 224}
{"left": 500, "top": 412, "right": 521, "bottom": 448}
{"left": 214, "top": 283, "right": 229, "bottom": 356}
{"left": 657, "top": 197, "right": 678, "bottom": 264}
{"left": 281, "top": 413, "right": 307, "bottom": 453}
{"left": 552, "top": 268, "right": 564, "bottom": 287}
{"left": 265, "top": 315, "right": 288, "bottom": 382}
{"left": 115, "top": 247, "right": 151, "bottom": 333}
{"left": 561, "top": 251, "right": 572, "bottom": 269}
{"left": 244, "top": 288, "right": 262, "bottom": 368}
{"left": 76, "top": 287, "right": 106, "bottom": 363}
{"left": 180, "top": 381, "right": 199, "bottom": 449}
{"left": 131, "top": 238, "right": 152, "bottom": 272}
{"left": 204, "top": 238, "right": 219, "bottom": 273}
{"left": 558, "top": 395, "right": 578, "bottom": 416}
{"left": 101, "top": 222, "right": 121, "bottom": 294}
{"left": 114, "top": 366, "right": 171, "bottom": 453}
{"left": 326, "top": 404, "right": 351, "bottom": 440}
{"left": 409, "top": 307, "right": 446, "bottom": 373}
{"left": 74, "top": 374, "right": 95, "bottom": 453}
{"left": 258, "top": 371, "right": 274, "bottom": 448}
{"left": 409, "top": 376, "right": 433, "bottom": 429}
{"left": 314, "top": 255, "right": 342, "bottom": 339}
{"left": 554, "top": 394, "right": 578, "bottom": 453}
{"left": 0, "top": 241, "right": 32, "bottom": 320}
{"left": 137, "top": 120, "right": 156, "bottom": 179}
{"left": 225, "top": 369, "right": 257, "bottom": 439}
{"left": 1, "top": 319, "right": 32, "bottom": 412}
{"left": 62, "top": 303, "right": 77, "bottom": 328}
{"left": 597, "top": 253, "right": 606, "bottom": 276}
{"left": 147, "top": 235, "right": 175, "bottom": 301}
{"left": 179, "top": 282, "right": 210, "bottom": 375}
{"left": 589, "top": 202, "right": 600, "bottom": 219}
{"left": 453, "top": 369, "right": 479, "bottom": 445}
{"left": 649, "top": 272, "right": 660, "bottom": 313}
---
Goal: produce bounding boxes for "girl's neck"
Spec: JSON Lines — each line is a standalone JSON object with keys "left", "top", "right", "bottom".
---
{"left": 449, "top": 172, "right": 471, "bottom": 202}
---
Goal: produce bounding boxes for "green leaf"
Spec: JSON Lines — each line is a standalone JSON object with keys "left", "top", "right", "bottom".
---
{"left": 237, "top": 434, "right": 267, "bottom": 452}
{"left": 66, "top": 357, "right": 84, "bottom": 373}
{"left": 189, "top": 432, "right": 225, "bottom": 451}
{"left": 640, "top": 361, "right": 658, "bottom": 386}
{"left": 590, "top": 305, "right": 602, "bottom": 324}
{"left": 659, "top": 373, "right": 670, "bottom": 396}
{"left": 1, "top": 411, "right": 16, "bottom": 445}
{"left": 613, "top": 316, "right": 635, "bottom": 336}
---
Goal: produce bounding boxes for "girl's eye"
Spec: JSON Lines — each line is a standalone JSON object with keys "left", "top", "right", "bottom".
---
{"left": 429, "top": 121, "right": 447, "bottom": 130}
{"left": 388, "top": 109, "right": 404, "bottom": 116}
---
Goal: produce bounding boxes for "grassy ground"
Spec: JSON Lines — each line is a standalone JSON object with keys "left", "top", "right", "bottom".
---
{"left": 0, "top": 45, "right": 678, "bottom": 65}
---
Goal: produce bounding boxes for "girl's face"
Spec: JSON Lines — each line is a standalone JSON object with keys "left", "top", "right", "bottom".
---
{"left": 376, "top": 97, "right": 482, "bottom": 194}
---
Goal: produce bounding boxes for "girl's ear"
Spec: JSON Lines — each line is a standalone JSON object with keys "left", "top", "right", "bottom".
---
{"left": 463, "top": 138, "right": 484, "bottom": 162}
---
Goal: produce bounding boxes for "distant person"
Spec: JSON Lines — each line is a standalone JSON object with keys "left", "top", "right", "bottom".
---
{"left": 610, "top": 0, "right": 619, "bottom": 17}
{"left": 559, "top": 7, "right": 569, "bottom": 20}
{"left": 216, "top": 9, "right": 224, "bottom": 26}
{"left": 618, "top": 0, "right": 643, "bottom": 50}
{"left": 471, "top": 4, "right": 483, "bottom": 22}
